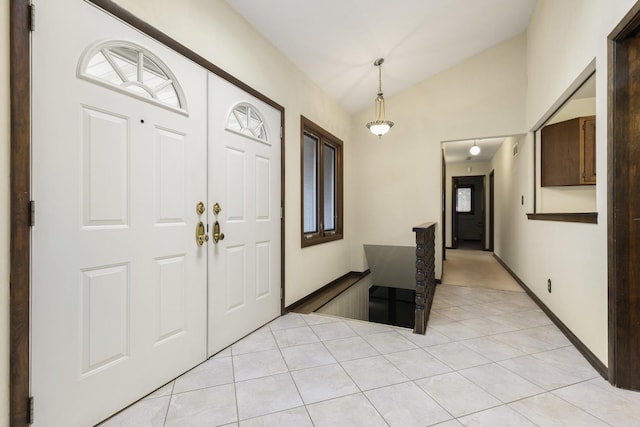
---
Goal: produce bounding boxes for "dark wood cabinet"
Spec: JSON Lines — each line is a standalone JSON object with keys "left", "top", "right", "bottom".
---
{"left": 541, "top": 115, "right": 596, "bottom": 186}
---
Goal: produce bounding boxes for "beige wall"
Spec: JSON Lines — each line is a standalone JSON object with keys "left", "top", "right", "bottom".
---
{"left": 349, "top": 34, "right": 528, "bottom": 279}
{"left": 112, "top": 0, "right": 353, "bottom": 306}
{"left": 490, "top": 132, "right": 534, "bottom": 276}
{"left": 1, "top": 0, "right": 10, "bottom": 423}
{"left": 526, "top": 0, "right": 599, "bottom": 128}
{"left": 493, "top": 0, "right": 638, "bottom": 365}
{"left": 444, "top": 161, "right": 492, "bottom": 248}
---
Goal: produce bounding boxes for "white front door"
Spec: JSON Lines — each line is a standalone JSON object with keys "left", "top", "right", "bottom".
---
{"left": 31, "top": 1, "right": 207, "bottom": 425}
{"left": 207, "top": 73, "right": 282, "bottom": 355}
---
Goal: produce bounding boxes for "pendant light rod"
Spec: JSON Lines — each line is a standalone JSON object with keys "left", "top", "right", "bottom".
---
{"left": 375, "top": 58, "right": 384, "bottom": 95}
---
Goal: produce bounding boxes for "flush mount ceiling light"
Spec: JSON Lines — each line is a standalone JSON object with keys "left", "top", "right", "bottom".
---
{"left": 366, "top": 58, "right": 394, "bottom": 138}
{"left": 469, "top": 140, "right": 481, "bottom": 156}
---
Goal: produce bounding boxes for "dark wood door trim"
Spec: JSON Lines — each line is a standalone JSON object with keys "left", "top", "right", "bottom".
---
{"left": 441, "top": 149, "right": 446, "bottom": 261}
{"left": 489, "top": 170, "right": 495, "bottom": 252}
{"left": 10, "top": 1, "right": 289, "bottom": 425}
{"left": 481, "top": 175, "right": 486, "bottom": 250}
{"left": 608, "top": 0, "right": 640, "bottom": 391}
{"left": 452, "top": 175, "right": 485, "bottom": 250}
{"left": 10, "top": 0, "right": 32, "bottom": 424}
{"left": 451, "top": 177, "right": 458, "bottom": 249}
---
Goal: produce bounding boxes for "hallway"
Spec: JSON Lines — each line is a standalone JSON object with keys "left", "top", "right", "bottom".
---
{"left": 442, "top": 249, "right": 522, "bottom": 292}
{"left": 100, "top": 282, "right": 640, "bottom": 426}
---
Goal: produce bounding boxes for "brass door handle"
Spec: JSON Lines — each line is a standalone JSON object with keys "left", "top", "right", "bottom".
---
{"left": 213, "top": 221, "right": 225, "bottom": 243}
{"left": 195, "top": 221, "right": 209, "bottom": 246}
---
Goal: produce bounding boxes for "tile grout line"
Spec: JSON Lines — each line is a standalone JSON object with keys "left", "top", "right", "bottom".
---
{"left": 230, "top": 334, "right": 241, "bottom": 424}
{"left": 273, "top": 322, "right": 309, "bottom": 421}
{"left": 106, "top": 284, "right": 639, "bottom": 426}
{"left": 161, "top": 380, "right": 176, "bottom": 426}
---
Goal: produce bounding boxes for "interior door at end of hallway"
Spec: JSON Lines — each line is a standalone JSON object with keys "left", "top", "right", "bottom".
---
{"left": 207, "top": 72, "right": 282, "bottom": 356}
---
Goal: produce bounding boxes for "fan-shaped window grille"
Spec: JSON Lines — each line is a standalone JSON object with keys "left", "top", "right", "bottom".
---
{"left": 78, "top": 41, "right": 187, "bottom": 113}
{"left": 227, "top": 102, "right": 269, "bottom": 143}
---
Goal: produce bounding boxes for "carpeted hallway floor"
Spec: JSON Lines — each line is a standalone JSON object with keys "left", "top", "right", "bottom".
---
{"left": 442, "top": 250, "right": 522, "bottom": 292}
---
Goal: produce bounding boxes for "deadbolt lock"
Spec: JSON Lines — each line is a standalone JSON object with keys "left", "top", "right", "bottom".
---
{"left": 213, "top": 203, "right": 222, "bottom": 215}
{"left": 195, "top": 221, "right": 209, "bottom": 246}
{"left": 196, "top": 202, "right": 205, "bottom": 215}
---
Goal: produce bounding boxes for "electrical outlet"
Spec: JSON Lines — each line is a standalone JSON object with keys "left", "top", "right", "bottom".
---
{"left": 547, "top": 279, "right": 552, "bottom": 293}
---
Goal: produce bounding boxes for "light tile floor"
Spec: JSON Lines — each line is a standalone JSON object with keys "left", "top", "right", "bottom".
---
{"left": 101, "top": 285, "right": 640, "bottom": 426}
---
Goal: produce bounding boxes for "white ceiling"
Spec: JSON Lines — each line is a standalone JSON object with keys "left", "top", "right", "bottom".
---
{"left": 443, "top": 137, "right": 506, "bottom": 164}
{"left": 225, "top": 0, "right": 538, "bottom": 114}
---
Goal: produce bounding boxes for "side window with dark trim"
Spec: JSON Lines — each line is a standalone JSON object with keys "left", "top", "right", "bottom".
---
{"left": 301, "top": 116, "right": 343, "bottom": 247}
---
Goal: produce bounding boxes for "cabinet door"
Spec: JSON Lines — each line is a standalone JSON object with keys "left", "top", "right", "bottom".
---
{"left": 581, "top": 116, "right": 596, "bottom": 184}
{"left": 541, "top": 115, "right": 595, "bottom": 187}
{"left": 541, "top": 117, "right": 581, "bottom": 186}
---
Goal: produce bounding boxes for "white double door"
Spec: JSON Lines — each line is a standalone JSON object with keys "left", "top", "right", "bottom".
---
{"left": 31, "top": 1, "right": 281, "bottom": 425}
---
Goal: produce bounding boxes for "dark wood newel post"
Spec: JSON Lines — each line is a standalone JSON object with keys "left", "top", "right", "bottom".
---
{"left": 413, "top": 222, "right": 437, "bottom": 334}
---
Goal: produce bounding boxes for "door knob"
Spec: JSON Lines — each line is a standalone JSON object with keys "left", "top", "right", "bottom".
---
{"left": 213, "top": 203, "right": 222, "bottom": 215}
{"left": 195, "top": 221, "right": 209, "bottom": 246}
{"left": 213, "top": 220, "right": 225, "bottom": 243}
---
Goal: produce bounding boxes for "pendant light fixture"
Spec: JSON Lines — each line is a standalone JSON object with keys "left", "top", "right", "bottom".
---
{"left": 469, "top": 140, "right": 481, "bottom": 156}
{"left": 366, "top": 58, "right": 394, "bottom": 138}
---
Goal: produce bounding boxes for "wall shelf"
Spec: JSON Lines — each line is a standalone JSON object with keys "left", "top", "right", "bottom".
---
{"left": 526, "top": 212, "right": 598, "bottom": 224}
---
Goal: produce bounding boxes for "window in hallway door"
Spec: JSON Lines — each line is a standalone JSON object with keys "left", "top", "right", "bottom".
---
{"left": 301, "top": 116, "right": 343, "bottom": 247}
{"left": 456, "top": 186, "right": 474, "bottom": 214}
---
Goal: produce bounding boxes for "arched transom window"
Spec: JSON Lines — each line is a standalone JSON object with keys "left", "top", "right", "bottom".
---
{"left": 78, "top": 40, "right": 187, "bottom": 113}
{"left": 226, "top": 102, "right": 269, "bottom": 143}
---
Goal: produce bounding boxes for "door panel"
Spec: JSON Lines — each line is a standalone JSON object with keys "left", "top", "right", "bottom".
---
{"left": 227, "top": 147, "right": 247, "bottom": 221}
{"left": 208, "top": 73, "right": 282, "bottom": 355}
{"left": 81, "top": 263, "right": 129, "bottom": 375}
{"left": 81, "top": 107, "right": 129, "bottom": 227}
{"left": 31, "top": 1, "right": 207, "bottom": 425}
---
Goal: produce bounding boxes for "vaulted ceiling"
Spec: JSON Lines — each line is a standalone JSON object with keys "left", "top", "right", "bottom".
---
{"left": 226, "top": 0, "right": 538, "bottom": 114}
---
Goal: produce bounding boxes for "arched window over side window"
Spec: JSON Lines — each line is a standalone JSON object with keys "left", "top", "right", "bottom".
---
{"left": 78, "top": 40, "right": 187, "bottom": 113}
{"left": 226, "top": 102, "right": 270, "bottom": 144}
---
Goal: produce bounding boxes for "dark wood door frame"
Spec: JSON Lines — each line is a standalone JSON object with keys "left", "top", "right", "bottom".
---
{"left": 451, "top": 175, "right": 486, "bottom": 250}
{"left": 480, "top": 176, "right": 486, "bottom": 250}
{"left": 441, "top": 149, "right": 446, "bottom": 261}
{"left": 10, "top": 1, "right": 32, "bottom": 424}
{"left": 489, "top": 170, "right": 495, "bottom": 252}
{"left": 9, "top": 1, "right": 288, "bottom": 424}
{"left": 451, "top": 177, "right": 458, "bottom": 249}
{"left": 608, "top": 1, "right": 640, "bottom": 391}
